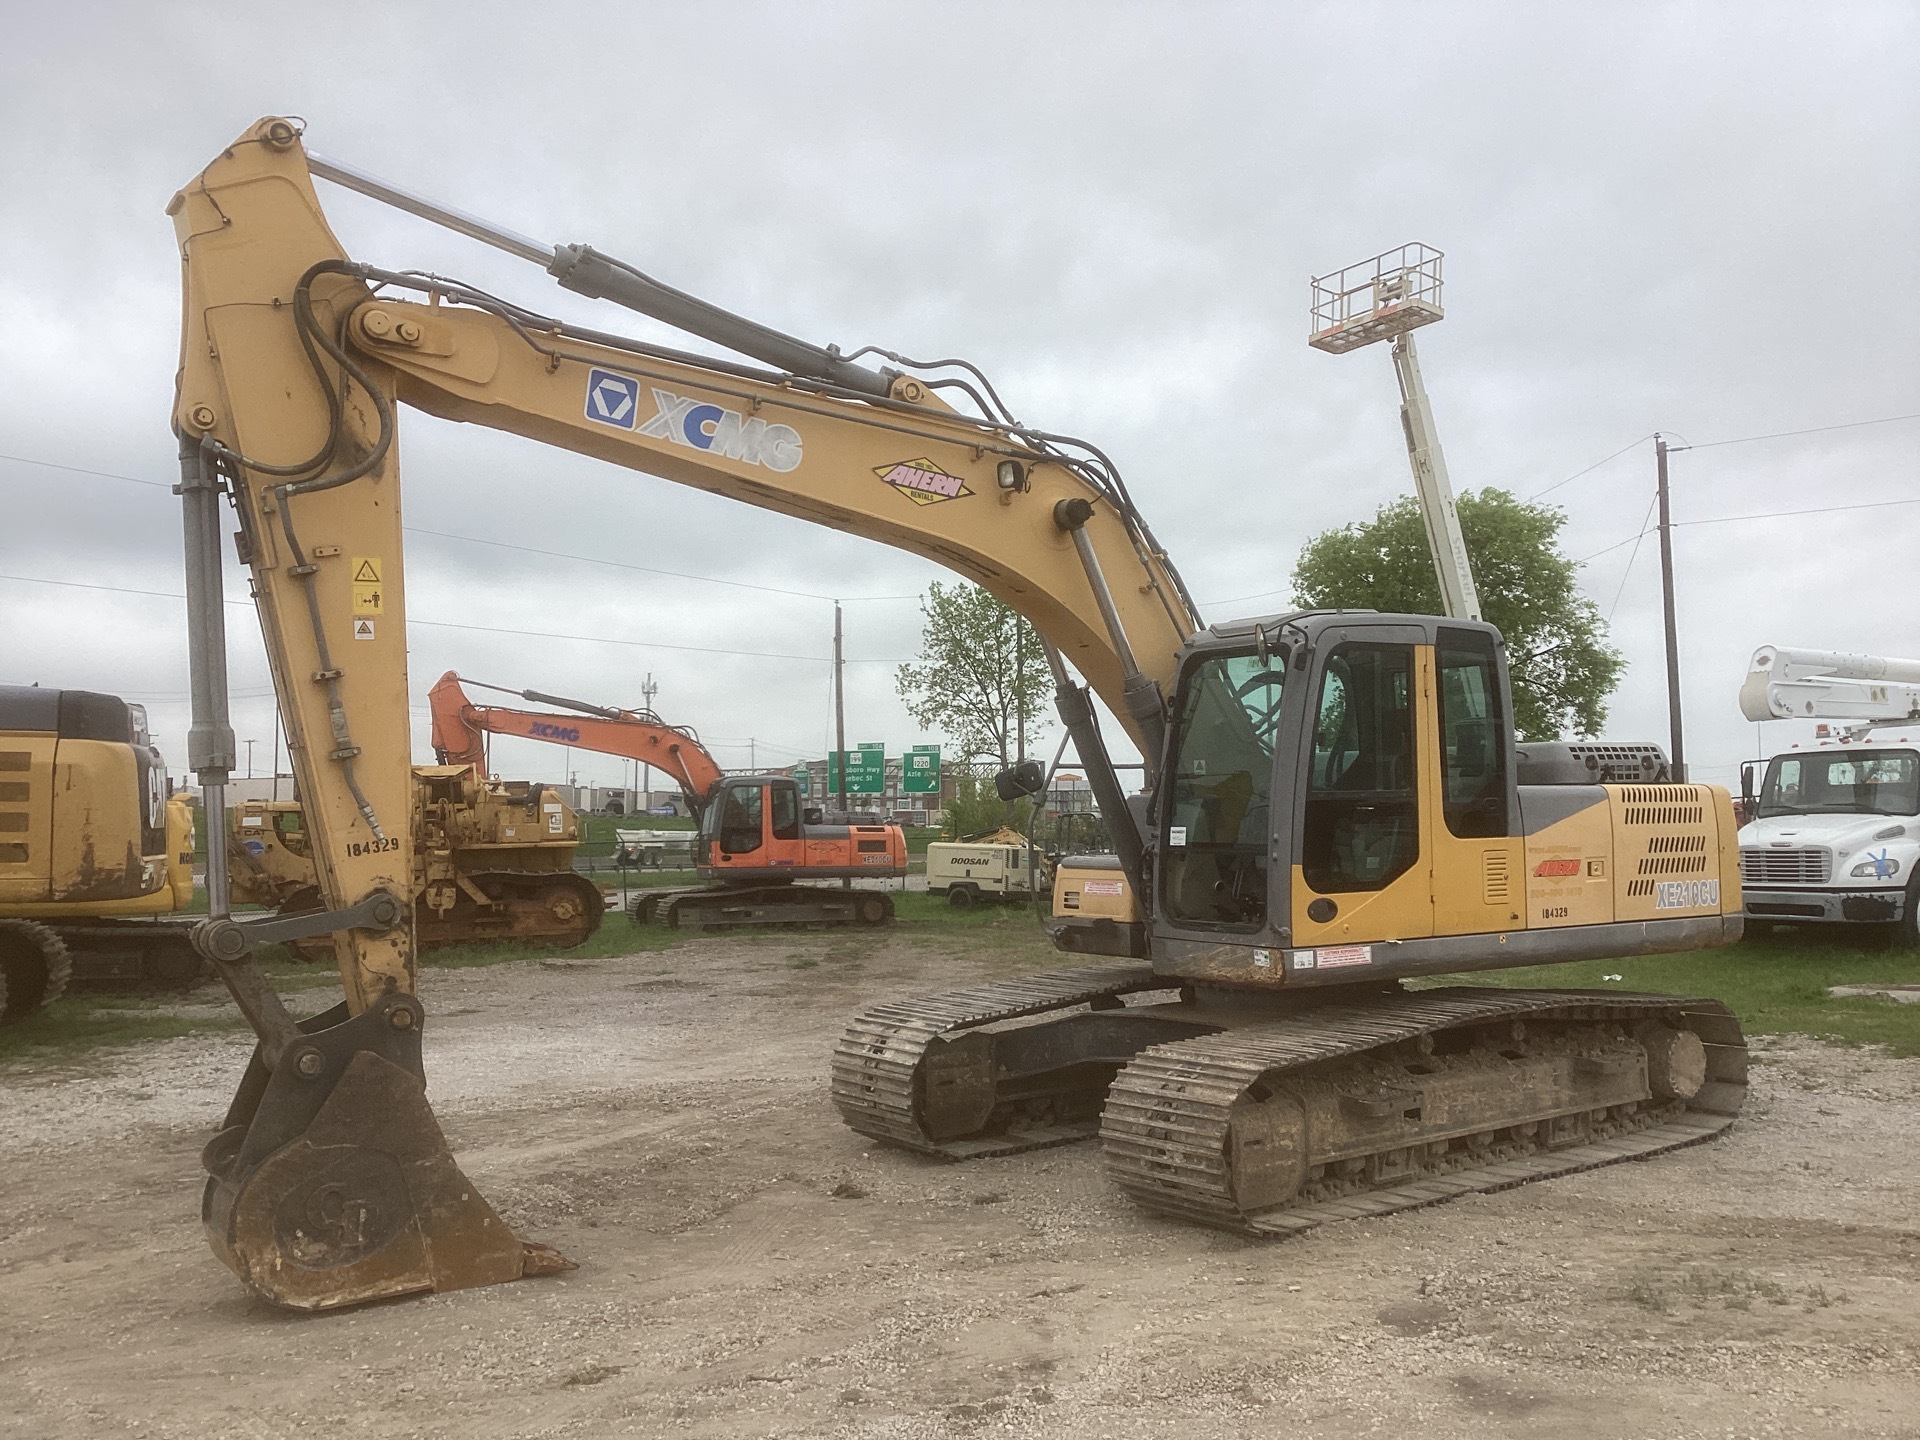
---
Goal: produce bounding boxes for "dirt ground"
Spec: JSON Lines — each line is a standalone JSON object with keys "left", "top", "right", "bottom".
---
{"left": 3, "top": 930, "right": 1918, "bottom": 1440}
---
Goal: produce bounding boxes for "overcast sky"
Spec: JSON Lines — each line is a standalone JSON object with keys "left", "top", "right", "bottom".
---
{"left": 1, "top": 1, "right": 1915, "bottom": 796}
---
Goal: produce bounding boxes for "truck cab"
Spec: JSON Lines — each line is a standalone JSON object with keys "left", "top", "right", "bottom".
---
{"left": 1738, "top": 745, "right": 1919, "bottom": 939}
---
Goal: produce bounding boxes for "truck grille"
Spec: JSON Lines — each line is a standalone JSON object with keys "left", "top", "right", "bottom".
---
{"left": 1740, "top": 848, "right": 1831, "bottom": 885}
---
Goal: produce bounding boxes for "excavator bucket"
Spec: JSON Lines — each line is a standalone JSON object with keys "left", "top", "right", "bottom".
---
{"left": 200, "top": 993, "right": 570, "bottom": 1310}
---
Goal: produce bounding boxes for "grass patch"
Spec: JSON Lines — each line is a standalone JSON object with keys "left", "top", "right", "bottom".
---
{"left": 0, "top": 995, "right": 251, "bottom": 1064}
{"left": 412, "top": 919, "right": 684, "bottom": 969}
{"left": 1420, "top": 930, "right": 1920, "bottom": 1056}
{"left": 1617, "top": 1267, "right": 1847, "bottom": 1313}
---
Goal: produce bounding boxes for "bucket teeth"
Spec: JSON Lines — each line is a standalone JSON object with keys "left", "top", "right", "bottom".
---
{"left": 203, "top": 996, "right": 566, "bottom": 1310}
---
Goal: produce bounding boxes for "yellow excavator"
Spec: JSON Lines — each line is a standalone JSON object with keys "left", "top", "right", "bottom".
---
{"left": 0, "top": 685, "right": 202, "bottom": 1007}
{"left": 227, "top": 767, "right": 601, "bottom": 959}
{"left": 163, "top": 118, "right": 1745, "bottom": 1311}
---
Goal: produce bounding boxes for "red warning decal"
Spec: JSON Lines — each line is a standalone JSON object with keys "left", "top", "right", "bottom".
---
{"left": 1533, "top": 857, "right": 1582, "bottom": 877}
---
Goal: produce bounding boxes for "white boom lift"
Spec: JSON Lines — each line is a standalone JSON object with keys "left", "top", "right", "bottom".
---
{"left": 1739, "top": 646, "right": 1920, "bottom": 740}
{"left": 1735, "top": 645, "right": 1920, "bottom": 943}
{"left": 1310, "top": 243, "right": 1482, "bottom": 622}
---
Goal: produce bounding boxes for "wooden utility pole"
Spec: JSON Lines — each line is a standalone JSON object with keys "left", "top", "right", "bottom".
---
{"left": 1655, "top": 434, "right": 1686, "bottom": 781}
{"left": 833, "top": 602, "right": 847, "bottom": 810}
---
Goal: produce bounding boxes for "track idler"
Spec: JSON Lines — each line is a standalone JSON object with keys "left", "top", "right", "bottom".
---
{"left": 201, "top": 992, "right": 570, "bottom": 1309}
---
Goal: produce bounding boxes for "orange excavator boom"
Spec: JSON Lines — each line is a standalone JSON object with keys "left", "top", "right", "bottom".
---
{"left": 427, "top": 672, "right": 724, "bottom": 802}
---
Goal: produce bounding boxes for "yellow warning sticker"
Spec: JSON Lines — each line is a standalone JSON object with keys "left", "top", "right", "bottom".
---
{"left": 351, "top": 557, "right": 384, "bottom": 615}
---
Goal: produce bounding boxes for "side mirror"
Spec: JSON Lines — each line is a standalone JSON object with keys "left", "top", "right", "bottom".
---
{"left": 995, "top": 760, "right": 1045, "bottom": 801}
{"left": 1739, "top": 761, "right": 1757, "bottom": 808}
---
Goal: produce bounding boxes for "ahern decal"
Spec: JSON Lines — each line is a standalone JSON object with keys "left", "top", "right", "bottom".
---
{"left": 875, "top": 457, "right": 973, "bottom": 506}
{"left": 1533, "top": 857, "right": 1582, "bottom": 877}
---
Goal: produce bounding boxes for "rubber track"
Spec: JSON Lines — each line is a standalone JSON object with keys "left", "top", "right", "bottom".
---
{"left": 0, "top": 919, "right": 71, "bottom": 1018}
{"left": 1101, "top": 986, "right": 1745, "bottom": 1236}
{"left": 642, "top": 884, "right": 892, "bottom": 931}
{"left": 831, "top": 961, "right": 1164, "bottom": 1156}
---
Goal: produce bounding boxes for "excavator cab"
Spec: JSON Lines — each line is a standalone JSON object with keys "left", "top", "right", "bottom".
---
{"left": 1142, "top": 611, "right": 1736, "bottom": 986}
{"left": 698, "top": 776, "right": 803, "bottom": 873}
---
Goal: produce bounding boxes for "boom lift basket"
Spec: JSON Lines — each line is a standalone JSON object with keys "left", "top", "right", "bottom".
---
{"left": 1308, "top": 242, "right": 1444, "bottom": 353}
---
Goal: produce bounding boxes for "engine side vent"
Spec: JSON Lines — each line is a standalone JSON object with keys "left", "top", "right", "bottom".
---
{"left": 1483, "top": 850, "right": 1511, "bottom": 905}
{"left": 1619, "top": 784, "right": 1706, "bottom": 827}
{"left": 1567, "top": 742, "right": 1670, "bottom": 783}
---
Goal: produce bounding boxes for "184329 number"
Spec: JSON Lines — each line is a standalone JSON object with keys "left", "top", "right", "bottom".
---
{"left": 345, "top": 837, "right": 400, "bottom": 858}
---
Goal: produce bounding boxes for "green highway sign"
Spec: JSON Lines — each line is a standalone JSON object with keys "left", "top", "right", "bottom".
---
{"left": 828, "top": 743, "right": 887, "bottom": 795}
{"left": 903, "top": 744, "right": 941, "bottom": 794}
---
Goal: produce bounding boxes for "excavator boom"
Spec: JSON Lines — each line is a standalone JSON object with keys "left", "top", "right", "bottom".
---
{"left": 428, "top": 672, "right": 724, "bottom": 799}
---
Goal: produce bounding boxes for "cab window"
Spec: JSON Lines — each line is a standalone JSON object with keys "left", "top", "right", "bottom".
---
{"left": 720, "top": 783, "right": 764, "bottom": 854}
{"left": 770, "top": 783, "right": 799, "bottom": 841}
{"left": 1162, "top": 650, "right": 1287, "bottom": 929}
{"left": 1303, "top": 643, "right": 1419, "bottom": 893}
{"left": 1436, "top": 628, "right": 1508, "bottom": 838}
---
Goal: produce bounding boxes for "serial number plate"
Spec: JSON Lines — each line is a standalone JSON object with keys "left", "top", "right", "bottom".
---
{"left": 1655, "top": 879, "right": 1720, "bottom": 909}
{"left": 346, "top": 837, "right": 401, "bottom": 857}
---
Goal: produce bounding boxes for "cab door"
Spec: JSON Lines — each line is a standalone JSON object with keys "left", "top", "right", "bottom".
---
{"left": 1426, "top": 627, "right": 1524, "bottom": 936}
{"left": 1291, "top": 637, "right": 1436, "bottom": 948}
{"left": 710, "top": 781, "right": 766, "bottom": 869}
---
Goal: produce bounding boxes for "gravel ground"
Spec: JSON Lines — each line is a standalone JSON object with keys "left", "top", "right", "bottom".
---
{"left": 2, "top": 930, "right": 1917, "bottom": 1439}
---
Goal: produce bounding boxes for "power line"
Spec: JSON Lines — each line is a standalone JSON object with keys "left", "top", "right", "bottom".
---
{"left": 0, "top": 452, "right": 172, "bottom": 488}
{"left": 1674, "top": 495, "right": 1920, "bottom": 527}
{"left": 1195, "top": 584, "right": 1292, "bottom": 610}
{"left": 0, "top": 450, "right": 923, "bottom": 605}
{"left": 408, "top": 527, "right": 920, "bottom": 603}
{"left": 1606, "top": 491, "right": 1660, "bottom": 621}
{"left": 1680, "top": 411, "right": 1920, "bottom": 451}
{"left": 1524, "top": 412, "right": 1920, "bottom": 502}
{"left": 1527, "top": 435, "right": 1650, "bottom": 500}
{"left": 1577, "top": 491, "right": 1920, "bottom": 564}
{"left": 0, "top": 571, "right": 909, "bottom": 664}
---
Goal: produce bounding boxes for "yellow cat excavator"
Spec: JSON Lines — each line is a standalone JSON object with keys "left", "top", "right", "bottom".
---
{"left": 164, "top": 118, "right": 1744, "bottom": 1311}
{"left": 0, "top": 685, "right": 202, "bottom": 1006}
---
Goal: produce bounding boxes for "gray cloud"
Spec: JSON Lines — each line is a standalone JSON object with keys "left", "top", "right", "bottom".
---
{"left": 2, "top": 1, "right": 1915, "bottom": 793}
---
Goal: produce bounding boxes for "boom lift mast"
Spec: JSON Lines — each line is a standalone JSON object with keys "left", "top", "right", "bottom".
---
{"left": 1310, "top": 245, "right": 1481, "bottom": 621}
{"left": 168, "top": 119, "right": 1743, "bottom": 1313}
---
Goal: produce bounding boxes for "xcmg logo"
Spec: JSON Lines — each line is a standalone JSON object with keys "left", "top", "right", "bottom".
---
{"left": 585, "top": 369, "right": 803, "bottom": 473}
{"left": 528, "top": 721, "right": 582, "bottom": 743}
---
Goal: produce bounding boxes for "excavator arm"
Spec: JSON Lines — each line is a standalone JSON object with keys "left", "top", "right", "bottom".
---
{"left": 169, "top": 118, "right": 1197, "bottom": 1309}
{"left": 426, "top": 672, "right": 726, "bottom": 802}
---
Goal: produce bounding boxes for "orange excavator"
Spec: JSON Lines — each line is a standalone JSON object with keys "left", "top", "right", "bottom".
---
{"left": 427, "top": 673, "right": 905, "bottom": 928}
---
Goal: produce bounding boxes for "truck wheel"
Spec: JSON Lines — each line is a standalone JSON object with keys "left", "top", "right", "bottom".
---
{"left": 1896, "top": 877, "right": 1920, "bottom": 950}
{"left": 947, "top": 886, "right": 975, "bottom": 911}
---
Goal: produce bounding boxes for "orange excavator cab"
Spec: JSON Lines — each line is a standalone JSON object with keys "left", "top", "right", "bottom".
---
{"left": 429, "top": 674, "right": 905, "bottom": 929}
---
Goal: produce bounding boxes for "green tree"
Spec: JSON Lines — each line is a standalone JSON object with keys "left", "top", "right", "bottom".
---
{"left": 896, "top": 581, "right": 1052, "bottom": 768}
{"left": 1290, "top": 488, "right": 1623, "bottom": 739}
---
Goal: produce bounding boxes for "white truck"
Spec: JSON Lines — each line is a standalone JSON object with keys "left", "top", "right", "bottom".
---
{"left": 926, "top": 830, "right": 1050, "bottom": 909}
{"left": 1737, "top": 646, "right": 1920, "bottom": 945}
